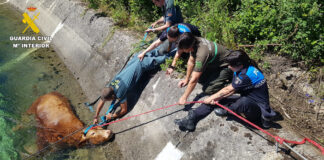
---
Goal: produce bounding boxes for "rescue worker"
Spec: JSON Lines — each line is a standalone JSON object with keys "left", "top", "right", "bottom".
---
{"left": 93, "top": 40, "right": 177, "bottom": 124}
{"left": 175, "top": 50, "right": 277, "bottom": 131}
{"left": 146, "top": 0, "right": 183, "bottom": 34}
{"left": 138, "top": 23, "right": 201, "bottom": 63}
{"left": 176, "top": 33, "right": 233, "bottom": 105}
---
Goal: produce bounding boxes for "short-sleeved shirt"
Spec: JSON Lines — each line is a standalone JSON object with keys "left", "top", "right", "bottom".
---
{"left": 191, "top": 37, "right": 230, "bottom": 72}
{"left": 159, "top": 23, "right": 201, "bottom": 41}
{"left": 107, "top": 60, "right": 143, "bottom": 103}
{"left": 232, "top": 66, "right": 276, "bottom": 117}
{"left": 106, "top": 41, "right": 177, "bottom": 103}
{"left": 162, "top": 0, "right": 183, "bottom": 25}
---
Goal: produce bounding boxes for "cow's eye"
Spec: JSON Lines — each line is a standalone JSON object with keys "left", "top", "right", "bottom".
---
{"left": 91, "top": 132, "right": 95, "bottom": 136}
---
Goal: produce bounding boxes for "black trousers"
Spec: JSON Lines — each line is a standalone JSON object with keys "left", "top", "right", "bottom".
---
{"left": 193, "top": 95, "right": 261, "bottom": 122}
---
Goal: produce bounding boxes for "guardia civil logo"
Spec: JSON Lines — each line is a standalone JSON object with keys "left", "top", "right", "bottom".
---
{"left": 22, "top": 7, "right": 40, "bottom": 34}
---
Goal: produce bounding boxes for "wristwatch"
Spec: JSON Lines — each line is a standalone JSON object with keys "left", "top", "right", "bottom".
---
{"left": 168, "top": 65, "right": 176, "bottom": 69}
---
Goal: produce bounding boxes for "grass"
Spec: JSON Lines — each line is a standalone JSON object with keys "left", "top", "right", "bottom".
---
{"left": 100, "top": 26, "right": 117, "bottom": 50}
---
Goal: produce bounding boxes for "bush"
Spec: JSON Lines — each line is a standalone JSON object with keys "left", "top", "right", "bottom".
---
{"left": 84, "top": 0, "right": 323, "bottom": 67}
{"left": 85, "top": 0, "right": 160, "bottom": 29}
{"left": 229, "top": 0, "right": 323, "bottom": 65}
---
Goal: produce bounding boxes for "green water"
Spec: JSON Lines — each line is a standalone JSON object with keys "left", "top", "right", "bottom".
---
{"left": 0, "top": 3, "right": 122, "bottom": 160}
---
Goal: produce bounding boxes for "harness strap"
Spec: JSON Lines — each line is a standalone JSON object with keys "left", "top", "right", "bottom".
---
{"left": 106, "top": 99, "right": 116, "bottom": 115}
{"left": 84, "top": 96, "right": 100, "bottom": 112}
{"left": 208, "top": 42, "right": 217, "bottom": 64}
{"left": 84, "top": 99, "right": 117, "bottom": 135}
{"left": 84, "top": 124, "right": 95, "bottom": 136}
{"left": 143, "top": 26, "right": 152, "bottom": 41}
{"left": 100, "top": 99, "right": 117, "bottom": 123}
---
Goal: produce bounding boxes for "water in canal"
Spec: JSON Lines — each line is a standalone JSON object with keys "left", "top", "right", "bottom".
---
{"left": 0, "top": 3, "right": 122, "bottom": 160}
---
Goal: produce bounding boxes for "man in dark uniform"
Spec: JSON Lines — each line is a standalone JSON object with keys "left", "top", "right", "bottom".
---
{"left": 146, "top": 0, "right": 183, "bottom": 35}
{"left": 93, "top": 41, "right": 177, "bottom": 124}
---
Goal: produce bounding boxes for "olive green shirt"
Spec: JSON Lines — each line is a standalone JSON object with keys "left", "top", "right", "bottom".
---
{"left": 191, "top": 37, "right": 230, "bottom": 72}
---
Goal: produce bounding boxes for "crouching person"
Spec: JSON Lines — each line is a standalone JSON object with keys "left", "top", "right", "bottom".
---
{"left": 175, "top": 50, "right": 277, "bottom": 131}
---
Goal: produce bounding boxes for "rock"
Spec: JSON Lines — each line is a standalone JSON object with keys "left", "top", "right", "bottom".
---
{"left": 269, "top": 74, "right": 276, "bottom": 80}
{"left": 300, "top": 82, "right": 315, "bottom": 96}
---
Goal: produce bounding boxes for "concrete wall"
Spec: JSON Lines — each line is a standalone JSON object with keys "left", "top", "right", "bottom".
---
{"left": 8, "top": 0, "right": 322, "bottom": 159}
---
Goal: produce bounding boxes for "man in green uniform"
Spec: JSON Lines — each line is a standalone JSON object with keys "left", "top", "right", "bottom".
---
{"left": 176, "top": 33, "right": 233, "bottom": 105}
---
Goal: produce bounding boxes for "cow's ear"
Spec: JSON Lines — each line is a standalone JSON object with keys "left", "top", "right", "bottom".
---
{"left": 78, "top": 134, "right": 87, "bottom": 147}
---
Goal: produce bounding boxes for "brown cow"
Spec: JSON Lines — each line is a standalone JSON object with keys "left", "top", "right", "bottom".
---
{"left": 28, "top": 92, "right": 113, "bottom": 149}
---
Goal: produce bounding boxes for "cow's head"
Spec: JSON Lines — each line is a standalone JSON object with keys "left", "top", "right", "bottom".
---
{"left": 80, "top": 128, "right": 113, "bottom": 146}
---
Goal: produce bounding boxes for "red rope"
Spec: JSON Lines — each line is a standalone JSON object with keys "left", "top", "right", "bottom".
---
{"left": 90, "top": 101, "right": 324, "bottom": 155}
{"left": 214, "top": 102, "right": 324, "bottom": 155}
{"left": 91, "top": 101, "right": 200, "bottom": 129}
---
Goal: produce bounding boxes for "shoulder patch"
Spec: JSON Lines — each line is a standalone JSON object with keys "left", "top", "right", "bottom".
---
{"left": 195, "top": 61, "right": 202, "bottom": 69}
{"left": 167, "top": 13, "right": 172, "bottom": 17}
{"left": 234, "top": 77, "right": 242, "bottom": 85}
{"left": 111, "top": 79, "right": 120, "bottom": 89}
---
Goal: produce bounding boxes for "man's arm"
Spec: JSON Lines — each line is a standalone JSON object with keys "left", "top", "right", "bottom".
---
{"left": 146, "top": 21, "right": 171, "bottom": 33}
{"left": 203, "top": 84, "right": 235, "bottom": 104}
{"left": 146, "top": 16, "right": 165, "bottom": 33}
{"left": 171, "top": 49, "right": 183, "bottom": 67}
{"left": 178, "top": 55, "right": 195, "bottom": 87}
{"left": 152, "top": 16, "right": 164, "bottom": 27}
{"left": 111, "top": 101, "right": 128, "bottom": 119}
{"left": 166, "top": 49, "right": 183, "bottom": 75}
{"left": 138, "top": 39, "right": 163, "bottom": 61}
{"left": 93, "top": 99, "right": 105, "bottom": 124}
{"left": 178, "top": 71, "right": 202, "bottom": 105}
{"left": 154, "top": 21, "right": 172, "bottom": 32}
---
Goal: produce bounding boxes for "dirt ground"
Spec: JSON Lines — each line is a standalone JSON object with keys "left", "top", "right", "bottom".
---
{"left": 262, "top": 54, "right": 323, "bottom": 146}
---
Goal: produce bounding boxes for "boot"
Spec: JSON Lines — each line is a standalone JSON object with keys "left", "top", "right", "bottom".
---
{"left": 174, "top": 110, "right": 197, "bottom": 132}
{"left": 261, "top": 115, "right": 271, "bottom": 129}
{"left": 214, "top": 108, "right": 228, "bottom": 116}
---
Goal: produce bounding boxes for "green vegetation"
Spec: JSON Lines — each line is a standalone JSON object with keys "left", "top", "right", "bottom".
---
{"left": 101, "top": 26, "right": 117, "bottom": 50}
{"left": 0, "top": 92, "right": 18, "bottom": 160}
{"left": 160, "top": 57, "right": 187, "bottom": 76}
{"left": 83, "top": 0, "right": 323, "bottom": 67}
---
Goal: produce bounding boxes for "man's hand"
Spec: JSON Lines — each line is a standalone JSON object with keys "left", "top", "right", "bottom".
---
{"left": 151, "top": 22, "right": 157, "bottom": 28}
{"left": 178, "top": 79, "right": 189, "bottom": 88}
{"left": 138, "top": 53, "right": 145, "bottom": 61}
{"left": 203, "top": 96, "right": 216, "bottom": 105}
{"left": 93, "top": 118, "right": 98, "bottom": 124}
{"left": 166, "top": 67, "right": 174, "bottom": 75}
{"left": 145, "top": 28, "right": 155, "bottom": 33}
{"left": 105, "top": 113, "right": 113, "bottom": 121}
{"left": 178, "top": 96, "right": 187, "bottom": 105}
